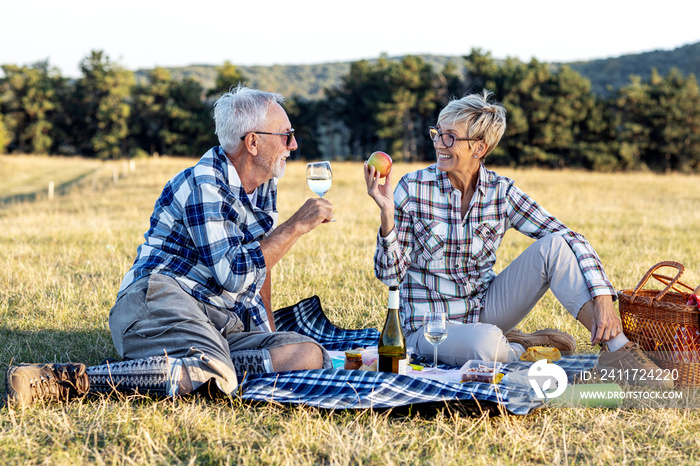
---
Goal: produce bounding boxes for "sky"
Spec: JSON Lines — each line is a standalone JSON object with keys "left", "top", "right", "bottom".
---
{"left": 2, "top": 0, "right": 699, "bottom": 78}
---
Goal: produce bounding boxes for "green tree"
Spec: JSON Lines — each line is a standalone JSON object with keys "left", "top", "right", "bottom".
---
{"left": 69, "top": 50, "right": 134, "bottom": 158}
{"left": 462, "top": 48, "right": 501, "bottom": 92}
{"left": 464, "top": 50, "right": 604, "bottom": 168}
{"left": 614, "top": 68, "right": 700, "bottom": 172}
{"left": 327, "top": 58, "right": 391, "bottom": 159}
{"left": 0, "top": 113, "right": 10, "bottom": 153}
{"left": 130, "top": 67, "right": 211, "bottom": 156}
{"left": 375, "top": 56, "right": 443, "bottom": 162}
{"left": 167, "top": 76, "right": 214, "bottom": 154}
{"left": 328, "top": 55, "right": 447, "bottom": 161}
{"left": 0, "top": 61, "right": 65, "bottom": 154}
{"left": 442, "top": 60, "right": 466, "bottom": 101}
{"left": 568, "top": 96, "right": 621, "bottom": 171}
{"left": 208, "top": 61, "right": 247, "bottom": 98}
{"left": 285, "top": 96, "right": 323, "bottom": 160}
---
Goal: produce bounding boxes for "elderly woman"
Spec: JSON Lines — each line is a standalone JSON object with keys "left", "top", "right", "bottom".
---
{"left": 364, "top": 90, "right": 670, "bottom": 388}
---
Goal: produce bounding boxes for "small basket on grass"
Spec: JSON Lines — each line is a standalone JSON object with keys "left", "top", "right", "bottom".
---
{"left": 618, "top": 261, "right": 700, "bottom": 387}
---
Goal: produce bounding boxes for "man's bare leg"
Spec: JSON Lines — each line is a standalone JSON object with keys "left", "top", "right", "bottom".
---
{"left": 268, "top": 342, "right": 324, "bottom": 371}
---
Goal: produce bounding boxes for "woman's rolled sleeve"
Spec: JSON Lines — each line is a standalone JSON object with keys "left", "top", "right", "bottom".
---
{"left": 374, "top": 228, "right": 405, "bottom": 286}
{"left": 506, "top": 183, "right": 616, "bottom": 300}
{"left": 560, "top": 231, "right": 617, "bottom": 299}
{"left": 374, "top": 184, "right": 415, "bottom": 285}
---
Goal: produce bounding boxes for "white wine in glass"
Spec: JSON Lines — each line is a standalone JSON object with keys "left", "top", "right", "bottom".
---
{"left": 306, "top": 161, "right": 332, "bottom": 198}
{"left": 424, "top": 309, "right": 448, "bottom": 369}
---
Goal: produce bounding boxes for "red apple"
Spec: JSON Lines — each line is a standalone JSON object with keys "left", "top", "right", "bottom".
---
{"left": 367, "top": 151, "right": 392, "bottom": 178}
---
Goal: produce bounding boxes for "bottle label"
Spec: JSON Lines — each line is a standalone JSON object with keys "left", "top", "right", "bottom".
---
{"left": 378, "top": 355, "right": 408, "bottom": 375}
{"left": 398, "top": 357, "right": 407, "bottom": 375}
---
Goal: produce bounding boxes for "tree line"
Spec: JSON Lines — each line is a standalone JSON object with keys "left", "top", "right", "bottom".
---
{"left": 1, "top": 49, "right": 698, "bottom": 172}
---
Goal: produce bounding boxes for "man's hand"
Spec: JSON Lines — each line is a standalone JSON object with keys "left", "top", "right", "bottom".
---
{"left": 588, "top": 295, "right": 622, "bottom": 345}
{"left": 259, "top": 198, "right": 333, "bottom": 271}
{"left": 286, "top": 198, "right": 334, "bottom": 234}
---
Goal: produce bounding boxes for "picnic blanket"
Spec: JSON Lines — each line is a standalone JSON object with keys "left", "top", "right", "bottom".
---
{"left": 239, "top": 296, "right": 598, "bottom": 415}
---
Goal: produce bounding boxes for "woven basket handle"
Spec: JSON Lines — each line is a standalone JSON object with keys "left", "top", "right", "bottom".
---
{"left": 650, "top": 273, "right": 694, "bottom": 294}
{"left": 630, "top": 261, "right": 685, "bottom": 303}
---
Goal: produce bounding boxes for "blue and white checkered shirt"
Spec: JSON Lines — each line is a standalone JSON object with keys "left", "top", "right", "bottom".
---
{"left": 118, "top": 146, "right": 279, "bottom": 332}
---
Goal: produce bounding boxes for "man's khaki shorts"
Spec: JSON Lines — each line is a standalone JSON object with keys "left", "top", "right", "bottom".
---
{"left": 109, "top": 273, "right": 330, "bottom": 392}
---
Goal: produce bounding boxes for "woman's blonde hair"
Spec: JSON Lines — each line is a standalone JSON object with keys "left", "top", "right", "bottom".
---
{"left": 437, "top": 90, "right": 506, "bottom": 156}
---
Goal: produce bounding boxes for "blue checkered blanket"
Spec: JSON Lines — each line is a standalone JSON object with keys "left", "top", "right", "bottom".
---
{"left": 239, "top": 296, "right": 597, "bottom": 415}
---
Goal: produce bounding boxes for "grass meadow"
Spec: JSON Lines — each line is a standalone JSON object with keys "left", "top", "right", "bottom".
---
{"left": 1, "top": 154, "right": 700, "bottom": 464}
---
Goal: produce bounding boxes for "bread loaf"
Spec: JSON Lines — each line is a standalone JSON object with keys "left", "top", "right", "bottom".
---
{"left": 519, "top": 346, "right": 562, "bottom": 362}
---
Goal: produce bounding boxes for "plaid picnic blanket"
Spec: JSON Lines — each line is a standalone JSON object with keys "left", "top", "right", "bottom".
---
{"left": 239, "top": 296, "right": 598, "bottom": 415}
{"left": 272, "top": 295, "right": 380, "bottom": 350}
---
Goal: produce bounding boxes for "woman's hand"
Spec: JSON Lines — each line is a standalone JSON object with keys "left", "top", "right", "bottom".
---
{"left": 364, "top": 162, "right": 396, "bottom": 237}
{"left": 364, "top": 162, "right": 394, "bottom": 211}
{"left": 589, "top": 295, "right": 622, "bottom": 345}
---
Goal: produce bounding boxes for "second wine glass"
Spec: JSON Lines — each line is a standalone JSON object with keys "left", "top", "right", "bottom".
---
{"left": 423, "top": 309, "right": 448, "bottom": 370}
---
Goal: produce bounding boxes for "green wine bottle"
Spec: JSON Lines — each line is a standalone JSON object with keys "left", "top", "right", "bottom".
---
{"left": 378, "top": 285, "right": 407, "bottom": 375}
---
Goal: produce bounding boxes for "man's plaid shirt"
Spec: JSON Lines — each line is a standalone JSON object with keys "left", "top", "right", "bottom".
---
{"left": 375, "top": 164, "right": 615, "bottom": 332}
{"left": 118, "top": 146, "right": 278, "bottom": 332}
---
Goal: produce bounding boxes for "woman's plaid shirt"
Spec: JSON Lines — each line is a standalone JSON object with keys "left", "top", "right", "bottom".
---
{"left": 374, "top": 164, "right": 615, "bottom": 331}
{"left": 118, "top": 146, "right": 278, "bottom": 332}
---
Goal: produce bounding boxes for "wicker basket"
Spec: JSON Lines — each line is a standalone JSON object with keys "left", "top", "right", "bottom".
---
{"left": 618, "top": 261, "right": 700, "bottom": 387}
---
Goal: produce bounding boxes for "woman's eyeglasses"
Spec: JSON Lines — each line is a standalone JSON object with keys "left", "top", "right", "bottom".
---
{"left": 428, "top": 126, "right": 480, "bottom": 148}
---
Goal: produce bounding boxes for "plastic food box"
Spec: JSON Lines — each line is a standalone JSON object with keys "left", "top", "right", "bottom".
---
{"left": 460, "top": 360, "right": 503, "bottom": 383}
{"left": 361, "top": 347, "right": 378, "bottom": 366}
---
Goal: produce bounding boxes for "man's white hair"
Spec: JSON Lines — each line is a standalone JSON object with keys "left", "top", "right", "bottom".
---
{"left": 213, "top": 84, "right": 285, "bottom": 154}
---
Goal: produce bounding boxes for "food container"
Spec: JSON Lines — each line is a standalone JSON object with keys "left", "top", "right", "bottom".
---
{"left": 361, "top": 347, "right": 378, "bottom": 367}
{"left": 344, "top": 350, "right": 363, "bottom": 370}
{"left": 460, "top": 360, "right": 503, "bottom": 383}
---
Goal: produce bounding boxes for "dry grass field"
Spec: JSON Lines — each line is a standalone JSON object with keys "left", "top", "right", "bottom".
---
{"left": 1, "top": 154, "right": 700, "bottom": 464}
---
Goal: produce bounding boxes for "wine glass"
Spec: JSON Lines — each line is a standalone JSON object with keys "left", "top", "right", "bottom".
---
{"left": 306, "top": 161, "right": 332, "bottom": 198}
{"left": 423, "top": 309, "right": 448, "bottom": 370}
{"left": 306, "top": 161, "right": 335, "bottom": 222}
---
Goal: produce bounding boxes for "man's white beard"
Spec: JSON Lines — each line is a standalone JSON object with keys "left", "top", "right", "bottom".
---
{"left": 271, "top": 154, "right": 287, "bottom": 179}
{"left": 272, "top": 162, "right": 286, "bottom": 178}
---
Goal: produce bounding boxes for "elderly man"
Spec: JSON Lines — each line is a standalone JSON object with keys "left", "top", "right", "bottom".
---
{"left": 6, "top": 86, "right": 334, "bottom": 405}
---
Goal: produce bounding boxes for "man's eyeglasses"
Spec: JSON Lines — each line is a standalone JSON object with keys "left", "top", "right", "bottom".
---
{"left": 428, "top": 126, "right": 480, "bottom": 148}
{"left": 241, "top": 129, "right": 296, "bottom": 147}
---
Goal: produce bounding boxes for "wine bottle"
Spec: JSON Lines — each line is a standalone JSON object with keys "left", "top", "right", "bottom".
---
{"left": 378, "top": 285, "right": 407, "bottom": 375}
